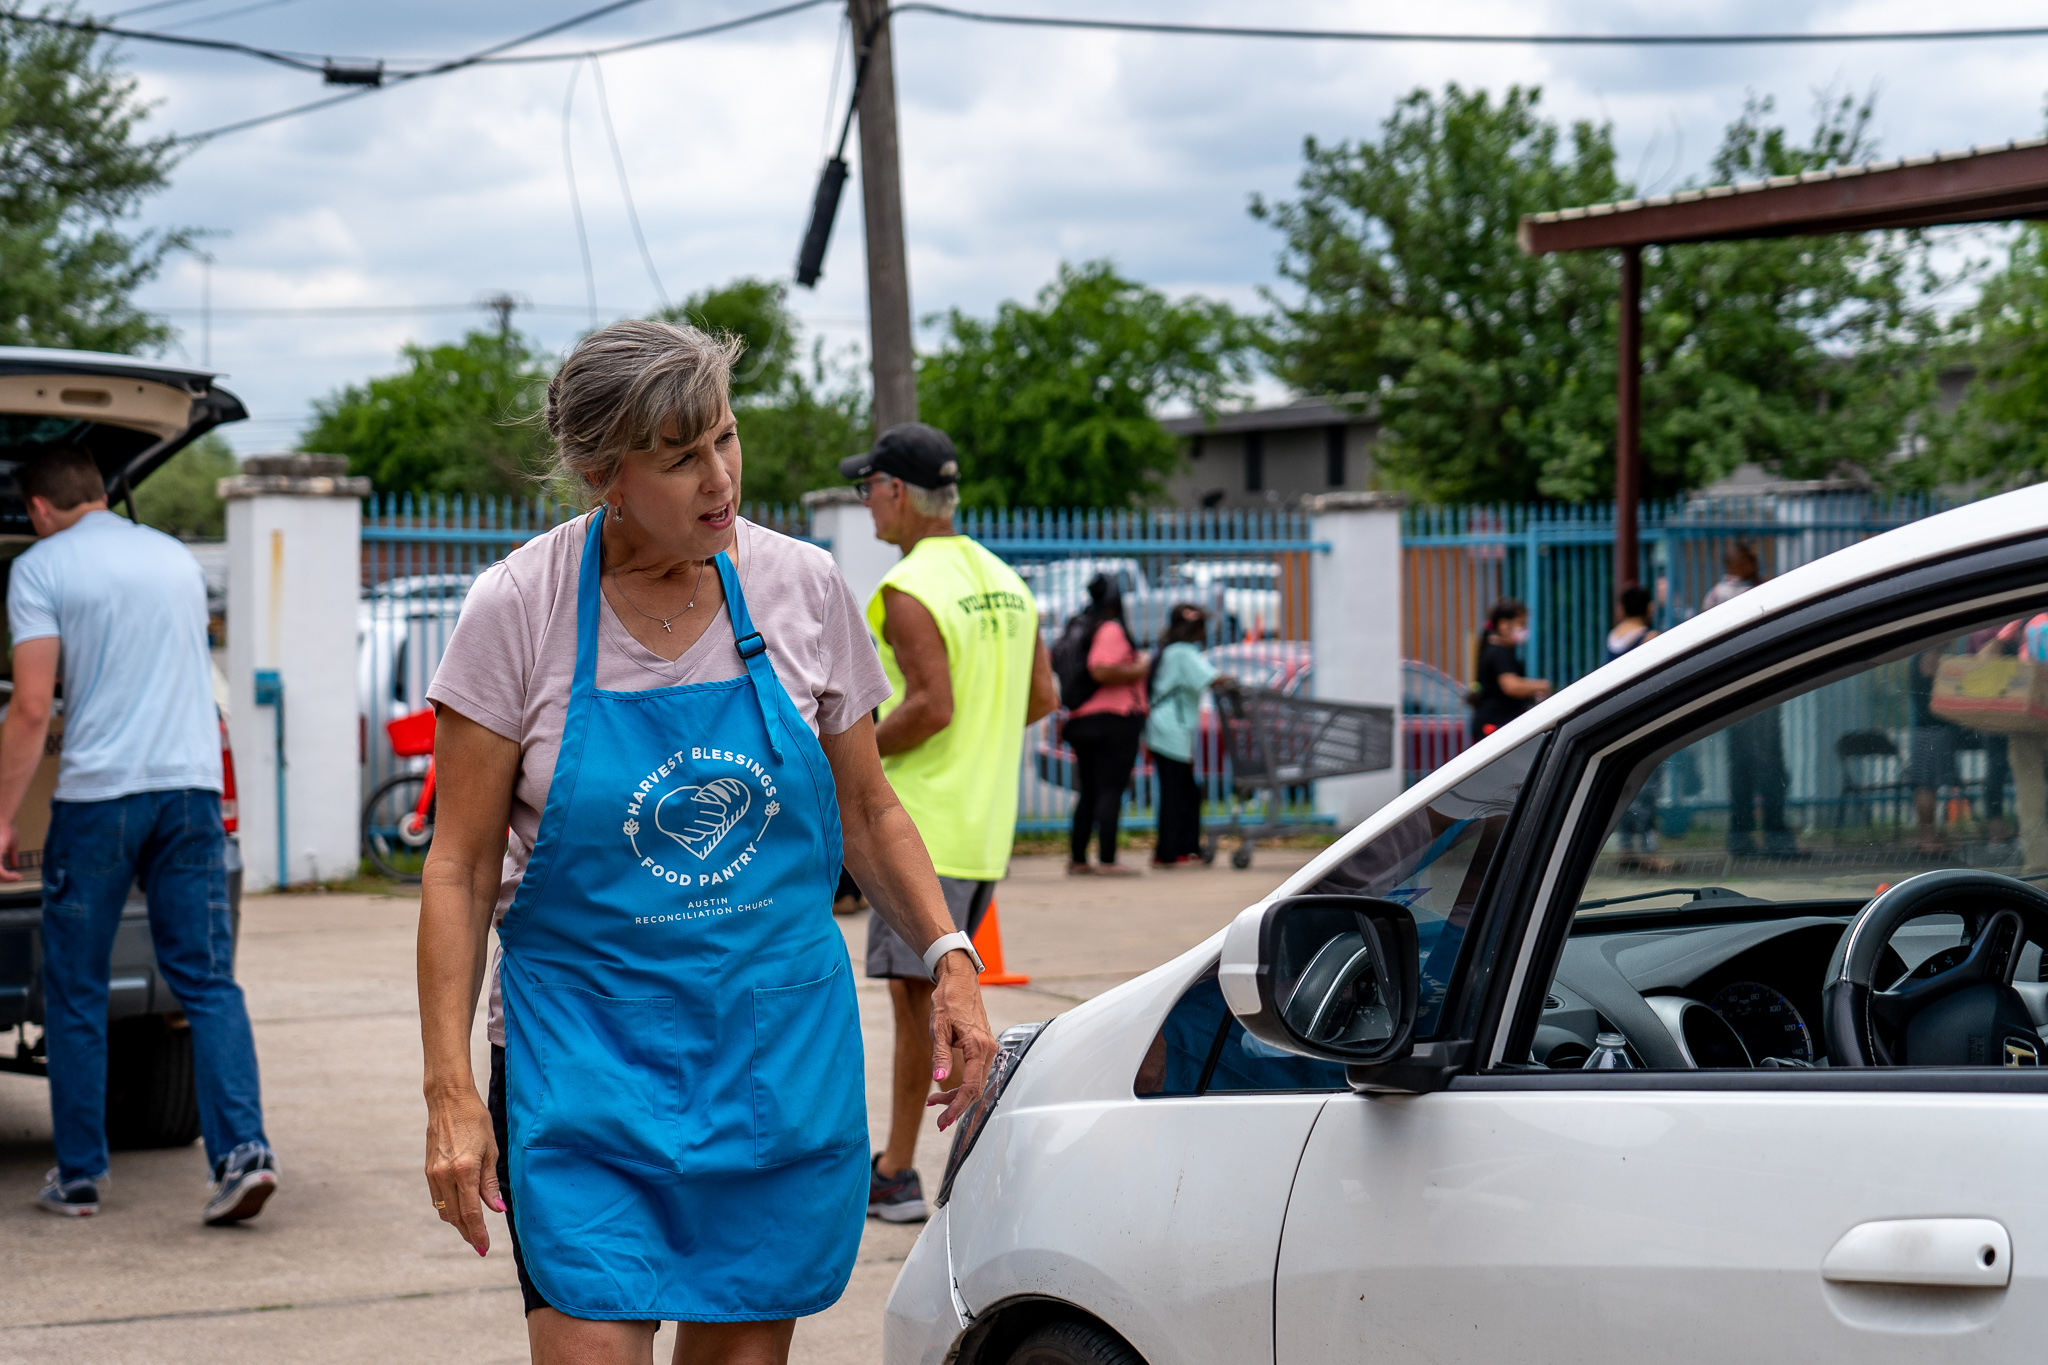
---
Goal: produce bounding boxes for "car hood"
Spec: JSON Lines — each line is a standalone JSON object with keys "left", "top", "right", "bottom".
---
{"left": 0, "top": 347, "right": 247, "bottom": 536}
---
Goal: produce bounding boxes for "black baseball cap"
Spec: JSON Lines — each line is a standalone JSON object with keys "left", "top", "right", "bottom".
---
{"left": 839, "top": 422, "right": 960, "bottom": 489}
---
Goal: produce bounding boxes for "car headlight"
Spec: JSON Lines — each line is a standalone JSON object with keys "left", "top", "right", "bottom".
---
{"left": 934, "top": 1020, "right": 1047, "bottom": 1210}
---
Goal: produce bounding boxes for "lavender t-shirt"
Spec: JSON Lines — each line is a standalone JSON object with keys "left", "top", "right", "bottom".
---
{"left": 425, "top": 514, "right": 892, "bottom": 1045}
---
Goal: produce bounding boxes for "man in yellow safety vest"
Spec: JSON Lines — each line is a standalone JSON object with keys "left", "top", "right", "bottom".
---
{"left": 841, "top": 423, "right": 1055, "bottom": 1222}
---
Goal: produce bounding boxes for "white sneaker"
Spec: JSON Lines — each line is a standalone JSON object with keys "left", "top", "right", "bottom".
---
{"left": 36, "top": 1168, "right": 104, "bottom": 1218}
{"left": 203, "top": 1142, "right": 279, "bottom": 1226}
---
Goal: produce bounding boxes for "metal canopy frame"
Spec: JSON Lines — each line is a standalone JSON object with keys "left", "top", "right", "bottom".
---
{"left": 1519, "top": 137, "right": 2048, "bottom": 589}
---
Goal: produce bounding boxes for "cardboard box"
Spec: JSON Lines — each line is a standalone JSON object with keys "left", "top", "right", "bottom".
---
{"left": 1930, "top": 653, "right": 2048, "bottom": 734}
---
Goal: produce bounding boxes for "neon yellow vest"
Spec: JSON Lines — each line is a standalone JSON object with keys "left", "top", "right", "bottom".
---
{"left": 868, "top": 535, "right": 1036, "bottom": 881}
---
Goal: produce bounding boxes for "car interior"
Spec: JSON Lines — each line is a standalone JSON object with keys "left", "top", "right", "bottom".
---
{"left": 1529, "top": 603, "right": 2048, "bottom": 1072}
{"left": 1137, "top": 594, "right": 2048, "bottom": 1093}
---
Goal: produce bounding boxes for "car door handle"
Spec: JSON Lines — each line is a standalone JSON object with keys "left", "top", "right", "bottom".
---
{"left": 1822, "top": 1218, "right": 2011, "bottom": 1289}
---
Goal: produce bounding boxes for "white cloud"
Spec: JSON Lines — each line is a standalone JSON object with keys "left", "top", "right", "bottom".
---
{"left": 102, "top": 0, "right": 2048, "bottom": 455}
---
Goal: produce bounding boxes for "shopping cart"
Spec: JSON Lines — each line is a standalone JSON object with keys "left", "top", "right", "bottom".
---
{"left": 1207, "top": 685, "right": 1395, "bottom": 869}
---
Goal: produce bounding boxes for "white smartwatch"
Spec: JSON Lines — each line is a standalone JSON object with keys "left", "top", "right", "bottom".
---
{"left": 922, "top": 930, "right": 985, "bottom": 980}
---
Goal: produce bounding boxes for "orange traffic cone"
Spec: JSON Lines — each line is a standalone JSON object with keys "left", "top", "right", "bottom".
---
{"left": 973, "top": 900, "right": 1030, "bottom": 986}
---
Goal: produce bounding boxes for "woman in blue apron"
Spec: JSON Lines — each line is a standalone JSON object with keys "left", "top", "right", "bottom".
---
{"left": 416, "top": 321, "right": 996, "bottom": 1363}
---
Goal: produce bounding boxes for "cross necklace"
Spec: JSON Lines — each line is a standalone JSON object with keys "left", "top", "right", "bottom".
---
{"left": 612, "top": 558, "right": 708, "bottom": 633}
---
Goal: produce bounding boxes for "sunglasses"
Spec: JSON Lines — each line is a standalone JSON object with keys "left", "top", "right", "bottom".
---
{"left": 855, "top": 475, "right": 896, "bottom": 503}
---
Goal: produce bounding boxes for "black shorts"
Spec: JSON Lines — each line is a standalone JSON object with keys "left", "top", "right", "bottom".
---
{"left": 488, "top": 1044, "right": 554, "bottom": 1317}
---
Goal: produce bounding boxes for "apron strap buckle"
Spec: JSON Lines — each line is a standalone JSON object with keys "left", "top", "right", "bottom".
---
{"left": 735, "top": 631, "right": 767, "bottom": 660}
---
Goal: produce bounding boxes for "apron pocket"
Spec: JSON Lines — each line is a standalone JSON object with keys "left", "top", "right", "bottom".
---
{"left": 751, "top": 962, "right": 865, "bottom": 1169}
{"left": 523, "top": 984, "right": 681, "bottom": 1170}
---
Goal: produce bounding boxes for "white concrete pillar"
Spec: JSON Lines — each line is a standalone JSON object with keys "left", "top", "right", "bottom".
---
{"left": 220, "top": 455, "right": 371, "bottom": 889}
{"left": 802, "top": 486, "right": 899, "bottom": 610}
{"left": 1306, "top": 491, "right": 1410, "bottom": 829}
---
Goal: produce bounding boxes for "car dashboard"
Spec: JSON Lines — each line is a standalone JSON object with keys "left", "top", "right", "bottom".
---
{"left": 1536, "top": 895, "right": 2048, "bottom": 1070}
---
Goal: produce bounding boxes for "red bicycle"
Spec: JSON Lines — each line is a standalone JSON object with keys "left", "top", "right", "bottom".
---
{"left": 361, "top": 708, "right": 437, "bottom": 881}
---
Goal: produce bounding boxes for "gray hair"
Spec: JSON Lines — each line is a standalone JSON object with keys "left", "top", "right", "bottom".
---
{"left": 544, "top": 319, "right": 743, "bottom": 498}
{"left": 904, "top": 480, "right": 958, "bottom": 519}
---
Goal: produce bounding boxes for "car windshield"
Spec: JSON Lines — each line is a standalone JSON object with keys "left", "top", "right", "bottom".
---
{"left": 1581, "top": 601, "right": 2048, "bottom": 915}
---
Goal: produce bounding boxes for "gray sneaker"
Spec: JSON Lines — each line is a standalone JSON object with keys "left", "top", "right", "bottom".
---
{"left": 868, "top": 1155, "right": 927, "bottom": 1223}
{"left": 36, "top": 1168, "right": 104, "bottom": 1218}
{"left": 203, "top": 1142, "right": 279, "bottom": 1226}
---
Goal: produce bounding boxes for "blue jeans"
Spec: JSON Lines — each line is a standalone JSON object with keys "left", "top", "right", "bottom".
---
{"left": 41, "top": 789, "right": 266, "bottom": 1181}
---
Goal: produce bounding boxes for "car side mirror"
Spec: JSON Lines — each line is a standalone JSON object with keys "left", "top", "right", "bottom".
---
{"left": 1218, "top": 894, "right": 1419, "bottom": 1067}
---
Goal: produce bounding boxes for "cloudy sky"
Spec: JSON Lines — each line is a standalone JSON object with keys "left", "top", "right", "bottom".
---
{"left": 91, "top": 0, "right": 2048, "bottom": 454}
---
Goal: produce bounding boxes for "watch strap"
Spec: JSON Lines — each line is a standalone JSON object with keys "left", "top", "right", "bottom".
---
{"left": 923, "top": 930, "right": 985, "bottom": 979}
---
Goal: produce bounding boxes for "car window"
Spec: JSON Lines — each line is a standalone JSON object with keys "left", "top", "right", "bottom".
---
{"left": 1532, "top": 605, "right": 2048, "bottom": 1071}
{"left": 1135, "top": 967, "right": 1349, "bottom": 1096}
{"left": 1300, "top": 736, "right": 1544, "bottom": 1036}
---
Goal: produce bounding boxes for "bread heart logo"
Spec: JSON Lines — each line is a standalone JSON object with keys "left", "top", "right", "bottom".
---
{"left": 653, "top": 777, "right": 752, "bottom": 861}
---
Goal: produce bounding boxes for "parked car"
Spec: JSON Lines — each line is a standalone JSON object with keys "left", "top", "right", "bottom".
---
{"left": 357, "top": 594, "right": 464, "bottom": 801}
{"left": 888, "top": 484, "right": 2048, "bottom": 1365}
{"left": 1035, "top": 644, "right": 1457, "bottom": 789}
{"left": 1164, "top": 559, "right": 1281, "bottom": 640}
{"left": 0, "top": 346, "right": 247, "bottom": 1148}
{"left": 1401, "top": 657, "right": 1470, "bottom": 778}
{"left": 1021, "top": 557, "right": 1231, "bottom": 648}
{"left": 1033, "top": 640, "right": 1312, "bottom": 790}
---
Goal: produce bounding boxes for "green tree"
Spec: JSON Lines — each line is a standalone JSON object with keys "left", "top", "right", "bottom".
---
{"left": 919, "top": 260, "right": 1253, "bottom": 507}
{"left": 0, "top": 6, "right": 185, "bottom": 352}
{"left": 660, "top": 278, "right": 870, "bottom": 504}
{"left": 134, "top": 431, "right": 234, "bottom": 537}
{"left": 302, "top": 330, "right": 550, "bottom": 496}
{"left": 657, "top": 277, "right": 797, "bottom": 402}
{"left": 1257, "top": 86, "right": 1936, "bottom": 502}
{"left": 1907, "top": 222, "right": 2048, "bottom": 491}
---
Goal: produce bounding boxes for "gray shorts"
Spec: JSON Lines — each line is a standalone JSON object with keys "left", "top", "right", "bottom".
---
{"left": 865, "top": 877, "right": 995, "bottom": 979}
{"left": 1911, "top": 725, "right": 1960, "bottom": 790}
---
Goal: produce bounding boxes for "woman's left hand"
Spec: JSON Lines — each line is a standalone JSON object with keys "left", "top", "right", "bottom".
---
{"left": 924, "top": 953, "right": 997, "bottom": 1129}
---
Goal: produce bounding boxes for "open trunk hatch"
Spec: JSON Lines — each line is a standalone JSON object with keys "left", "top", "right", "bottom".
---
{"left": 0, "top": 347, "right": 247, "bottom": 537}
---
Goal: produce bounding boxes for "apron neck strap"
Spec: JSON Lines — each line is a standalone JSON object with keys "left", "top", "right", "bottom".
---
{"left": 574, "top": 511, "right": 788, "bottom": 761}
{"left": 715, "top": 550, "right": 788, "bottom": 763}
{"left": 573, "top": 509, "right": 606, "bottom": 697}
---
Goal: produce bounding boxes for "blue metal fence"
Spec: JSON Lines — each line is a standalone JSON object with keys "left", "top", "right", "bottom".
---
{"left": 1400, "top": 491, "right": 1961, "bottom": 786}
{"left": 354, "top": 497, "right": 1326, "bottom": 851}
{"left": 957, "top": 508, "right": 1324, "bottom": 836}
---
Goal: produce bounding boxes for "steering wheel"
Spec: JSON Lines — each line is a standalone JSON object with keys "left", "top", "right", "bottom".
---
{"left": 1822, "top": 869, "right": 2048, "bottom": 1068}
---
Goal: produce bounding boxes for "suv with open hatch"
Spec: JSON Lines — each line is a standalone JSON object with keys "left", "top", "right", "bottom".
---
{"left": 891, "top": 484, "right": 2048, "bottom": 1365}
{"left": 0, "top": 347, "right": 246, "bottom": 1148}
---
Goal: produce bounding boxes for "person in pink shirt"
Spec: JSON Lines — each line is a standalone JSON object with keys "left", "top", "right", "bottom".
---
{"left": 1063, "top": 574, "right": 1150, "bottom": 876}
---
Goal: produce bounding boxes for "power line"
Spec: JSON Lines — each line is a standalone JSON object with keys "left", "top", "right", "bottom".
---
{"left": 590, "top": 57, "right": 667, "bottom": 309}
{"left": 561, "top": 60, "right": 599, "bottom": 330}
{"left": 147, "top": 302, "right": 643, "bottom": 317}
{"left": 159, "top": 0, "right": 308, "bottom": 32}
{"left": 167, "top": 0, "right": 839, "bottom": 142}
{"left": 889, "top": 5, "right": 2048, "bottom": 47}
{"left": 32, "top": 1, "right": 2048, "bottom": 146}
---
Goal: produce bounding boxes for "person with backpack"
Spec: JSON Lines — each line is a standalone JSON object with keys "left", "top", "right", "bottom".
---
{"left": 1056, "top": 574, "right": 1151, "bottom": 876}
{"left": 1143, "top": 603, "right": 1223, "bottom": 867}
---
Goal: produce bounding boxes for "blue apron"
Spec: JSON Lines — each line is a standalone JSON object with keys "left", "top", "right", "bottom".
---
{"left": 498, "top": 511, "right": 866, "bottom": 1321}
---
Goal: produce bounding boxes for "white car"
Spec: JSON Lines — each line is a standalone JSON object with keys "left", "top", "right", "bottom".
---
{"left": 1166, "top": 558, "right": 1282, "bottom": 639}
{"left": 887, "top": 485, "right": 2048, "bottom": 1365}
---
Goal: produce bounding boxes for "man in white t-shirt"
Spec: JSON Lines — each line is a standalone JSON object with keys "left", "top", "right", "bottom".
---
{"left": 0, "top": 446, "right": 276, "bottom": 1225}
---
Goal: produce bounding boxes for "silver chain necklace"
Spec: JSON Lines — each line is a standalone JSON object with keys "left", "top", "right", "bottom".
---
{"left": 611, "top": 557, "right": 708, "bottom": 633}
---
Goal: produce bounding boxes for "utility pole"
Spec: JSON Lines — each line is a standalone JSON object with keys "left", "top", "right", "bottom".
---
{"left": 848, "top": 0, "right": 917, "bottom": 432}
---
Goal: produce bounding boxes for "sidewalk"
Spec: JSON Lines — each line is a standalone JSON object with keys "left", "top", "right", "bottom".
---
{"left": 0, "top": 849, "right": 1314, "bottom": 1364}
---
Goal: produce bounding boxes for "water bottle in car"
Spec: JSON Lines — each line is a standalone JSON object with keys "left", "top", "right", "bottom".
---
{"left": 1583, "top": 1032, "right": 1633, "bottom": 1070}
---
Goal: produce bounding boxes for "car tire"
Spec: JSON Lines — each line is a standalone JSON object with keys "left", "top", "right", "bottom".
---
{"left": 105, "top": 1014, "right": 202, "bottom": 1150}
{"left": 1005, "top": 1321, "right": 1145, "bottom": 1365}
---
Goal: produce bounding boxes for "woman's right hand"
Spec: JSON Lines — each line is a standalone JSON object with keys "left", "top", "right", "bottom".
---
{"left": 424, "top": 1087, "right": 504, "bottom": 1256}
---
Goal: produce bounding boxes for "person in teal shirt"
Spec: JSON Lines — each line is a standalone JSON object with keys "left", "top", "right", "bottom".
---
{"left": 1144, "top": 604, "right": 1223, "bottom": 866}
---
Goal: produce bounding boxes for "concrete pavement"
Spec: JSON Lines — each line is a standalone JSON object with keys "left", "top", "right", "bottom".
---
{"left": 0, "top": 849, "right": 1313, "bottom": 1364}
